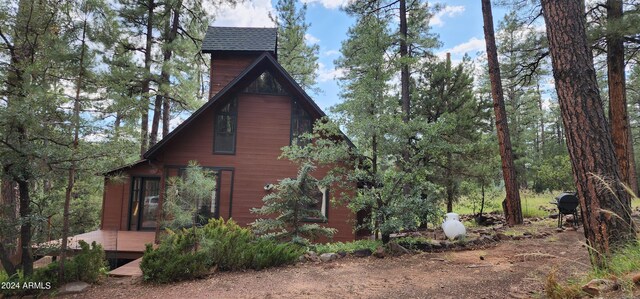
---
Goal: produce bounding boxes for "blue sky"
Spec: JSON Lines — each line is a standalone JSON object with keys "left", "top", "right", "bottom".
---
{"left": 211, "top": 0, "right": 509, "bottom": 111}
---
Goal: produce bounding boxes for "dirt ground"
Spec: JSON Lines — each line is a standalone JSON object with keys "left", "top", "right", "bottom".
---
{"left": 64, "top": 225, "right": 592, "bottom": 299}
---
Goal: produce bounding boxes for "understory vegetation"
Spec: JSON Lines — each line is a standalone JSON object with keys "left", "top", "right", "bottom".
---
{"left": 141, "top": 218, "right": 303, "bottom": 283}
{"left": 0, "top": 241, "right": 107, "bottom": 296}
{"left": 545, "top": 239, "right": 640, "bottom": 298}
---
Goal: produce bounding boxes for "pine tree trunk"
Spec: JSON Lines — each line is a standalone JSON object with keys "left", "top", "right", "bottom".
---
{"left": 606, "top": 0, "right": 639, "bottom": 196}
{"left": 541, "top": 0, "right": 637, "bottom": 266}
{"left": 140, "top": 0, "right": 155, "bottom": 155}
{"left": 59, "top": 12, "right": 87, "bottom": 282}
{"left": 481, "top": 0, "right": 523, "bottom": 226}
{"left": 150, "top": 95, "right": 162, "bottom": 146}
{"left": 18, "top": 179, "right": 32, "bottom": 276}
{"left": 0, "top": 180, "right": 17, "bottom": 276}
{"left": 399, "top": 0, "right": 411, "bottom": 195}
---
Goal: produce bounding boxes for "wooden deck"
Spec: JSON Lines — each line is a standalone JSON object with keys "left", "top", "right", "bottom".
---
{"left": 38, "top": 230, "right": 155, "bottom": 257}
{"left": 109, "top": 257, "right": 143, "bottom": 277}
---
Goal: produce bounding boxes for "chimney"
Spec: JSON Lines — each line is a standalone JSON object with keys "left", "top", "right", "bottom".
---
{"left": 201, "top": 27, "right": 278, "bottom": 99}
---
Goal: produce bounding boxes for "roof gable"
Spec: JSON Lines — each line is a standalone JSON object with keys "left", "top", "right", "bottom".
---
{"left": 143, "top": 52, "right": 353, "bottom": 159}
{"left": 201, "top": 27, "right": 277, "bottom": 53}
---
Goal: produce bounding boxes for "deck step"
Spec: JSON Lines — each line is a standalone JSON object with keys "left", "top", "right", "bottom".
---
{"left": 109, "top": 257, "right": 143, "bottom": 277}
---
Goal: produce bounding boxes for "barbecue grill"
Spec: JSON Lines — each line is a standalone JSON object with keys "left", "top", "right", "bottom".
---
{"left": 552, "top": 192, "right": 580, "bottom": 228}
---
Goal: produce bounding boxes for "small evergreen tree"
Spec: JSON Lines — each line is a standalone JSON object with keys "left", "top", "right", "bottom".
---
{"left": 162, "top": 161, "right": 217, "bottom": 230}
{"left": 251, "top": 163, "right": 335, "bottom": 244}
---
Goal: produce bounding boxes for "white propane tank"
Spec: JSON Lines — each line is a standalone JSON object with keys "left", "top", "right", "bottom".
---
{"left": 442, "top": 212, "right": 466, "bottom": 240}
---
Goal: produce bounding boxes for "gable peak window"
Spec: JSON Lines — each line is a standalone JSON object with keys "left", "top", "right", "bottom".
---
{"left": 214, "top": 98, "right": 237, "bottom": 154}
{"left": 244, "top": 71, "right": 288, "bottom": 95}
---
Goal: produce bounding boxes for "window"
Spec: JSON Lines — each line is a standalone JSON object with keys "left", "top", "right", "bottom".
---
{"left": 129, "top": 177, "right": 160, "bottom": 231}
{"left": 214, "top": 98, "right": 237, "bottom": 154}
{"left": 305, "top": 185, "right": 329, "bottom": 222}
{"left": 291, "top": 100, "right": 313, "bottom": 146}
{"left": 177, "top": 168, "right": 220, "bottom": 226}
{"left": 244, "top": 71, "right": 288, "bottom": 95}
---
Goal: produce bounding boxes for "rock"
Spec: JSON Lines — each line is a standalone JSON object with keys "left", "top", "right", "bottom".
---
{"left": 353, "top": 248, "right": 372, "bottom": 258}
{"left": 565, "top": 214, "right": 575, "bottom": 223}
{"left": 387, "top": 242, "right": 411, "bottom": 256}
{"left": 512, "top": 235, "right": 523, "bottom": 241}
{"left": 495, "top": 232, "right": 509, "bottom": 241}
{"left": 319, "top": 253, "right": 338, "bottom": 262}
{"left": 298, "top": 255, "right": 306, "bottom": 263}
{"left": 549, "top": 213, "right": 559, "bottom": 219}
{"left": 373, "top": 247, "right": 386, "bottom": 258}
{"left": 477, "top": 235, "right": 494, "bottom": 245}
{"left": 581, "top": 278, "right": 619, "bottom": 296}
{"left": 58, "top": 281, "right": 90, "bottom": 295}
{"left": 440, "top": 240, "right": 452, "bottom": 249}
{"left": 523, "top": 231, "right": 532, "bottom": 236}
{"left": 304, "top": 251, "right": 320, "bottom": 262}
{"left": 337, "top": 250, "right": 347, "bottom": 258}
{"left": 632, "top": 273, "right": 640, "bottom": 285}
{"left": 556, "top": 227, "right": 564, "bottom": 232}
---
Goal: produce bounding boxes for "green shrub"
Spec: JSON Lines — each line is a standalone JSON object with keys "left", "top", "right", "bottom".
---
{"left": 141, "top": 218, "right": 301, "bottom": 283}
{"left": 1, "top": 241, "right": 107, "bottom": 297}
{"left": 312, "top": 239, "right": 382, "bottom": 254}
{"left": 140, "top": 231, "right": 208, "bottom": 283}
{"left": 199, "top": 218, "right": 256, "bottom": 270}
{"left": 252, "top": 238, "right": 304, "bottom": 270}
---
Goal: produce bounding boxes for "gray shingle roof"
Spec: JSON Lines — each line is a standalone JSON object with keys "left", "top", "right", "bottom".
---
{"left": 202, "top": 27, "right": 277, "bottom": 53}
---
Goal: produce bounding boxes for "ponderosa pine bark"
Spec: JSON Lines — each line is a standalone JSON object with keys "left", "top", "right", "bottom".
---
{"left": 541, "top": 0, "right": 636, "bottom": 266}
{"left": 606, "top": 0, "right": 639, "bottom": 196}
{"left": 139, "top": 0, "right": 155, "bottom": 155}
{"left": 481, "top": 0, "right": 523, "bottom": 225}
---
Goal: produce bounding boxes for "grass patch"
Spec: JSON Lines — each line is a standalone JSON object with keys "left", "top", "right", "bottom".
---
{"left": 594, "top": 240, "right": 640, "bottom": 278}
{"left": 454, "top": 190, "right": 558, "bottom": 218}
{"left": 544, "top": 269, "right": 585, "bottom": 299}
{"left": 311, "top": 239, "right": 381, "bottom": 254}
{"left": 544, "top": 239, "right": 640, "bottom": 298}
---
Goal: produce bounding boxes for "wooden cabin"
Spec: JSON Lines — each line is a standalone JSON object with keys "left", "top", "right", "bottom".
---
{"left": 82, "top": 27, "right": 361, "bottom": 263}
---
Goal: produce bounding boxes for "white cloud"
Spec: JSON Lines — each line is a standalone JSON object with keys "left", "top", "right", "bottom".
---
{"left": 431, "top": 5, "right": 465, "bottom": 27}
{"left": 209, "top": 0, "right": 275, "bottom": 27}
{"left": 302, "top": 0, "right": 351, "bottom": 10}
{"left": 324, "top": 49, "right": 339, "bottom": 56}
{"left": 439, "top": 37, "right": 486, "bottom": 57}
{"left": 317, "top": 62, "right": 345, "bottom": 82}
{"left": 305, "top": 33, "right": 320, "bottom": 45}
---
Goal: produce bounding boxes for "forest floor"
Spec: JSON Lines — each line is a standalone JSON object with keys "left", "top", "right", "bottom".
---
{"left": 63, "top": 221, "right": 595, "bottom": 299}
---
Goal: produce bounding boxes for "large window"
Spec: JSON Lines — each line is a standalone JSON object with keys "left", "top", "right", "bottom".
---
{"left": 291, "top": 100, "right": 313, "bottom": 146}
{"left": 129, "top": 177, "right": 160, "bottom": 231}
{"left": 214, "top": 98, "right": 238, "bottom": 154}
{"left": 244, "top": 71, "right": 288, "bottom": 95}
{"left": 178, "top": 168, "right": 219, "bottom": 226}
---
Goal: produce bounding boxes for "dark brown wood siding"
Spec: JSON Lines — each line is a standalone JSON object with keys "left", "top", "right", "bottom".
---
{"left": 155, "top": 92, "right": 355, "bottom": 241}
{"left": 101, "top": 162, "right": 163, "bottom": 231}
{"left": 209, "top": 54, "right": 259, "bottom": 98}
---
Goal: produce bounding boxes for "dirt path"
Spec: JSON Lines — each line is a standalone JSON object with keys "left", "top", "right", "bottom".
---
{"left": 67, "top": 228, "right": 590, "bottom": 299}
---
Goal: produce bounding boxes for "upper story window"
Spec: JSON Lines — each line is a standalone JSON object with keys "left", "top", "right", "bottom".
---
{"left": 244, "top": 71, "right": 288, "bottom": 95}
{"left": 214, "top": 98, "right": 237, "bottom": 154}
{"left": 291, "top": 100, "right": 313, "bottom": 146}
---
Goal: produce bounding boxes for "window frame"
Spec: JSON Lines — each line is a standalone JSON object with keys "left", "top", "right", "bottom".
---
{"left": 213, "top": 98, "right": 238, "bottom": 154}
{"left": 290, "top": 99, "right": 313, "bottom": 146}
{"left": 127, "top": 176, "right": 161, "bottom": 231}
{"left": 177, "top": 167, "right": 221, "bottom": 225}
{"left": 242, "top": 71, "right": 288, "bottom": 96}
{"left": 302, "top": 185, "right": 329, "bottom": 223}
